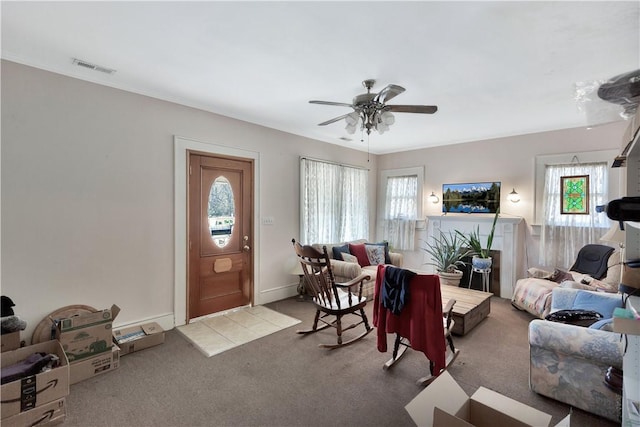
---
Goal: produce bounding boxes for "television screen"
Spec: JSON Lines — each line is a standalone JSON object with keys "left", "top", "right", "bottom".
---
{"left": 442, "top": 182, "right": 501, "bottom": 213}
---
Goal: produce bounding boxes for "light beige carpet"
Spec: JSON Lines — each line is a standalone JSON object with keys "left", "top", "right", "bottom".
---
{"left": 176, "top": 305, "right": 301, "bottom": 357}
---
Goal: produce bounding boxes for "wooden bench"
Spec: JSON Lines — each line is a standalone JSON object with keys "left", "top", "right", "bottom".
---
{"left": 440, "top": 285, "right": 492, "bottom": 336}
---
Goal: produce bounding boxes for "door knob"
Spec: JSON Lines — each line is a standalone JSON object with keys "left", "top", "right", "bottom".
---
{"left": 243, "top": 245, "right": 251, "bottom": 252}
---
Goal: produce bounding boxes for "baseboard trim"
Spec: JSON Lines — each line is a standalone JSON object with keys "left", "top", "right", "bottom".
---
{"left": 113, "top": 313, "right": 175, "bottom": 332}
{"left": 257, "top": 283, "right": 298, "bottom": 305}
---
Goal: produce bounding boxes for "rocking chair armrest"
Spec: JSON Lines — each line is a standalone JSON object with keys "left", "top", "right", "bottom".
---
{"left": 335, "top": 273, "right": 371, "bottom": 288}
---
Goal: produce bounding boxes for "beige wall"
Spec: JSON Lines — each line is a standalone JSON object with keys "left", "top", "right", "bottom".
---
{"left": 1, "top": 61, "right": 377, "bottom": 339}
{"left": 2, "top": 59, "right": 631, "bottom": 341}
{"left": 377, "top": 121, "right": 628, "bottom": 269}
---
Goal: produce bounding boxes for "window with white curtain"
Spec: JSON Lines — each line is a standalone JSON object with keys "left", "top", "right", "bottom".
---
{"left": 379, "top": 167, "right": 423, "bottom": 251}
{"left": 300, "top": 158, "right": 369, "bottom": 244}
{"left": 540, "top": 161, "right": 609, "bottom": 268}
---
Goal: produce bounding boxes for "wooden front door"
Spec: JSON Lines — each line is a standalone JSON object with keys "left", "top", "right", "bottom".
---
{"left": 188, "top": 152, "right": 253, "bottom": 320}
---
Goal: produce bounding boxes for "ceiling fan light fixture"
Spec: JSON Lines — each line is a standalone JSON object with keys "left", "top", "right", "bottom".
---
{"left": 345, "top": 111, "right": 360, "bottom": 126}
{"left": 310, "top": 79, "right": 438, "bottom": 137}
{"left": 380, "top": 111, "right": 395, "bottom": 125}
{"left": 345, "top": 123, "right": 357, "bottom": 134}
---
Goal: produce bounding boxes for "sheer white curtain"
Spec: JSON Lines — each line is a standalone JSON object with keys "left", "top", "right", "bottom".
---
{"left": 300, "top": 158, "right": 369, "bottom": 244}
{"left": 540, "top": 162, "right": 609, "bottom": 268}
{"left": 381, "top": 175, "right": 417, "bottom": 250}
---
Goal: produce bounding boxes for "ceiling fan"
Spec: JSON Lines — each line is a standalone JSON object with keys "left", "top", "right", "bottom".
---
{"left": 309, "top": 79, "right": 438, "bottom": 135}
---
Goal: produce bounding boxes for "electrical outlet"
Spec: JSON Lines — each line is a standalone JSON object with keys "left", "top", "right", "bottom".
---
{"left": 262, "top": 216, "right": 275, "bottom": 225}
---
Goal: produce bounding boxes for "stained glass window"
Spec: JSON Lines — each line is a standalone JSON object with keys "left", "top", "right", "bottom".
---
{"left": 561, "top": 175, "right": 589, "bottom": 214}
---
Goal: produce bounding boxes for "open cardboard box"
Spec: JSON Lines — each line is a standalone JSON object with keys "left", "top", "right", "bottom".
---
{"left": 1, "top": 340, "right": 69, "bottom": 419}
{"left": 113, "top": 322, "right": 165, "bottom": 355}
{"left": 55, "top": 304, "right": 119, "bottom": 363}
{"left": 405, "top": 372, "right": 569, "bottom": 427}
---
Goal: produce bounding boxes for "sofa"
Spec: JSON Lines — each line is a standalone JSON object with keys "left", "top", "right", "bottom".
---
{"left": 311, "top": 239, "right": 403, "bottom": 300}
{"left": 512, "top": 244, "right": 620, "bottom": 318}
{"left": 528, "top": 287, "right": 624, "bottom": 422}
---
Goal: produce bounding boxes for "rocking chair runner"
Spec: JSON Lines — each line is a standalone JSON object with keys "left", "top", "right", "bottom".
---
{"left": 292, "top": 239, "right": 373, "bottom": 349}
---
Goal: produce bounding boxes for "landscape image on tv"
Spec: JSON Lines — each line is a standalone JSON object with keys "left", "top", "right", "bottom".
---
{"left": 442, "top": 182, "right": 501, "bottom": 213}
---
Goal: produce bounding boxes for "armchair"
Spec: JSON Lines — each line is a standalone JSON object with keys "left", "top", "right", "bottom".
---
{"left": 528, "top": 288, "right": 624, "bottom": 422}
{"left": 511, "top": 244, "right": 620, "bottom": 318}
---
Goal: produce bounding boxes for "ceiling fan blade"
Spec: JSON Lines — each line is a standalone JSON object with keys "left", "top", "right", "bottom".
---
{"left": 375, "top": 84, "right": 405, "bottom": 103}
{"left": 387, "top": 105, "right": 438, "bottom": 114}
{"left": 318, "top": 114, "right": 351, "bottom": 126}
{"left": 309, "top": 100, "right": 353, "bottom": 107}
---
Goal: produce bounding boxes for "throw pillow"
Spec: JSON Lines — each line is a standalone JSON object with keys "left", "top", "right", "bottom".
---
{"left": 572, "top": 290, "right": 622, "bottom": 318}
{"left": 341, "top": 253, "right": 358, "bottom": 264}
{"left": 348, "top": 243, "right": 371, "bottom": 267}
{"left": 331, "top": 244, "right": 350, "bottom": 260}
{"left": 550, "top": 269, "right": 574, "bottom": 283}
{"left": 365, "top": 242, "right": 392, "bottom": 264}
{"left": 527, "top": 267, "right": 553, "bottom": 279}
{"left": 365, "top": 245, "right": 386, "bottom": 265}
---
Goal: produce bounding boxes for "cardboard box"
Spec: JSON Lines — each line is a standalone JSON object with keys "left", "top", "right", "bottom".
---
{"left": 55, "top": 304, "right": 119, "bottom": 363}
{"left": 113, "top": 322, "right": 165, "bottom": 355}
{"left": 405, "top": 372, "right": 555, "bottom": 427}
{"left": 1, "top": 398, "right": 65, "bottom": 427}
{"left": 1, "top": 331, "right": 21, "bottom": 353}
{"left": 1, "top": 340, "right": 69, "bottom": 419}
{"left": 56, "top": 304, "right": 119, "bottom": 332}
{"left": 70, "top": 345, "right": 120, "bottom": 385}
{"left": 613, "top": 308, "right": 640, "bottom": 335}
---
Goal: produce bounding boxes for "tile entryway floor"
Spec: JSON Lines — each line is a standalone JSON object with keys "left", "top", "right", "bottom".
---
{"left": 176, "top": 305, "right": 301, "bottom": 357}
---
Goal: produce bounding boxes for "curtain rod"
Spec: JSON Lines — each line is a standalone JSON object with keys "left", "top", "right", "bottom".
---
{"left": 299, "top": 156, "right": 370, "bottom": 171}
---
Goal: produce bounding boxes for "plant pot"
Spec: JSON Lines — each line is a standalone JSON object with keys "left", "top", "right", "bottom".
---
{"left": 472, "top": 256, "right": 492, "bottom": 270}
{"left": 438, "top": 270, "right": 463, "bottom": 287}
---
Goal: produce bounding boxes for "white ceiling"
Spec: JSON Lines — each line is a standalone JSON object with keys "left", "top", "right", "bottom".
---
{"left": 2, "top": 1, "right": 639, "bottom": 154}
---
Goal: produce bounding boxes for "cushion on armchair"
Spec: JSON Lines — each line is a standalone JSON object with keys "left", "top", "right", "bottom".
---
{"left": 571, "top": 290, "right": 623, "bottom": 318}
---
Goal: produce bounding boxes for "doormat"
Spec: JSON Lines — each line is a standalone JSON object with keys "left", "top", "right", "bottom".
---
{"left": 176, "top": 305, "right": 301, "bottom": 357}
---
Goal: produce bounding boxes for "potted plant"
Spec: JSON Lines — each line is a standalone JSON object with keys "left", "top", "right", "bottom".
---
{"left": 423, "top": 230, "right": 473, "bottom": 286}
{"left": 457, "top": 209, "right": 499, "bottom": 270}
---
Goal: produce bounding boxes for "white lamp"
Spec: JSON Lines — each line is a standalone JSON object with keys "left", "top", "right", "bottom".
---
{"left": 600, "top": 223, "right": 625, "bottom": 250}
{"left": 428, "top": 191, "right": 439, "bottom": 204}
{"left": 600, "top": 223, "right": 626, "bottom": 284}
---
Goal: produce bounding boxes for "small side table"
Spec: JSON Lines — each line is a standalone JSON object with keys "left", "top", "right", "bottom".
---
{"left": 469, "top": 267, "right": 491, "bottom": 293}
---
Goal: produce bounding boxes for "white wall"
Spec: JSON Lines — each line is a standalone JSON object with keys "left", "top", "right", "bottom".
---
{"left": 377, "top": 121, "right": 629, "bottom": 271}
{"left": 1, "top": 61, "right": 377, "bottom": 340}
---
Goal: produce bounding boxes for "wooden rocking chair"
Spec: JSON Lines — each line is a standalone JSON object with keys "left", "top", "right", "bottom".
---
{"left": 292, "top": 239, "right": 373, "bottom": 349}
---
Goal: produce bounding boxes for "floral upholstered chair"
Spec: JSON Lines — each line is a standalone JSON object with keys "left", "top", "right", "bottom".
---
{"left": 528, "top": 288, "right": 624, "bottom": 422}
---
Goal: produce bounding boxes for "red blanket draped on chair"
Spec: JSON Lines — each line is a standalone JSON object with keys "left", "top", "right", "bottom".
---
{"left": 373, "top": 264, "right": 446, "bottom": 374}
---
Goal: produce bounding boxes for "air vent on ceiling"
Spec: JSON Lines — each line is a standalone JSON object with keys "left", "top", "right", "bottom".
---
{"left": 72, "top": 58, "right": 116, "bottom": 75}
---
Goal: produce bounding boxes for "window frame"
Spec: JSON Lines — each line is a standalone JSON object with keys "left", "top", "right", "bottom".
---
{"left": 299, "top": 157, "right": 369, "bottom": 244}
{"left": 378, "top": 166, "right": 424, "bottom": 225}
{"left": 534, "top": 150, "right": 619, "bottom": 225}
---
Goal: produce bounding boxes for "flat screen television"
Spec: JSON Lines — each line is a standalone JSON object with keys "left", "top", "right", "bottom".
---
{"left": 442, "top": 182, "right": 501, "bottom": 214}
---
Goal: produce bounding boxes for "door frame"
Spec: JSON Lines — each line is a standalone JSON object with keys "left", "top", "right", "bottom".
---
{"left": 174, "top": 136, "right": 260, "bottom": 327}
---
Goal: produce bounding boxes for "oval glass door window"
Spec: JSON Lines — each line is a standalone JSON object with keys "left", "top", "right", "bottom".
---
{"left": 208, "top": 176, "right": 235, "bottom": 248}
